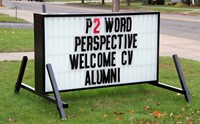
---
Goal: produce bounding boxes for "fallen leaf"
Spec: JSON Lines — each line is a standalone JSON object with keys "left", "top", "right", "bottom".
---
{"left": 144, "top": 105, "right": 149, "bottom": 111}
{"left": 186, "top": 117, "right": 191, "bottom": 120}
{"left": 67, "top": 114, "right": 73, "bottom": 118}
{"left": 163, "top": 112, "right": 168, "bottom": 116}
{"left": 129, "top": 116, "right": 133, "bottom": 120}
{"left": 7, "top": 117, "right": 12, "bottom": 122}
{"left": 113, "top": 111, "right": 124, "bottom": 115}
{"left": 176, "top": 121, "right": 182, "bottom": 124}
{"left": 170, "top": 113, "right": 173, "bottom": 117}
{"left": 115, "top": 116, "right": 122, "bottom": 120}
{"left": 129, "top": 110, "right": 134, "bottom": 114}
{"left": 145, "top": 122, "right": 150, "bottom": 124}
{"left": 79, "top": 108, "right": 84, "bottom": 112}
{"left": 175, "top": 114, "right": 183, "bottom": 119}
{"left": 147, "top": 98, "right": 153, "bottom": 102}
{"left": 104, "top": 114, "right": 108, "bottom": 118}
{"left": 188, "top": 119, "right": 193, "bottom": 124}
{"left": 153, "top": 110, "right": 162, "bottom": 118}
{"left": 156, "top": 102, "right": 161, "bottom": 106}
{"left": 181, "top": 107, "right": 185, "bottom": 111}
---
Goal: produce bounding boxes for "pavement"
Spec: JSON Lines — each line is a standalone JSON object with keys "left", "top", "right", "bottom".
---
{"left": 0, "top": 1, "right": 200, "bottom": 62}
{"left": 0, "top": 22, "right": 33, "bottom": 28}
{"left": 0, "top": 52, "right": 34, "bottom": 61}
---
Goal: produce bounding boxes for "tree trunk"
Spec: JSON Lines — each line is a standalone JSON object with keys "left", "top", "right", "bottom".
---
{"left": 112, "top": 0, "right": 120, "bottom": 12}
{"left": 0, "top": 0, "right": 3, "bottom": 7}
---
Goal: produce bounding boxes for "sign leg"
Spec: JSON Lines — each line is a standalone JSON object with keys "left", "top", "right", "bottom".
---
{"left": 15, "top": 56, "right": 28, "bottom": 93}
{"left": 46, "top": 64, "right": 67, "bottom": 120}
{"left": 149, "top": 54, "right": 191, "bottom": 103}
{"left": 173, "top": 54, "right": 191, "bottom": 103}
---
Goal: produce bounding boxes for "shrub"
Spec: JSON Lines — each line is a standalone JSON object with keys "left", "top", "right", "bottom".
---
{"left": 157, "top": 0, "right": 165, "bottom": 4}
{"left": 181, "top": 0, "right": 191, "bottom": 5}
{"left": 147, "top": 0, "right": 165, "bottom": 5}
{"left": 194, "top": 0, "right": 200, "bottom": 5}
{"left": 174, "top": 2, "right": 189, "bottom": 7}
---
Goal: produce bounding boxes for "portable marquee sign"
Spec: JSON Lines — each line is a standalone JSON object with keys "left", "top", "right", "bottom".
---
{"left": 15, "top": 12, "right": 191, "bottom": 120}
{"left": 35, "top": 12, "right": 159, "bottom": 93}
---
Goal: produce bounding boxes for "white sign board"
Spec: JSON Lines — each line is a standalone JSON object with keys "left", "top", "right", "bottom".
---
{"left": 34, "top": 13, "right": 160, "bottom": 93}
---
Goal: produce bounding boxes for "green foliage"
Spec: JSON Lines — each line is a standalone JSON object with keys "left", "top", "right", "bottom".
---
{"left": 0, "top": 28, "right": 34, "bottom": 52}
{"left": 45, "top": 0, "right": 83, "bottom": 2}
{"left": 147, "top": 0, "right": 165, "bottom": 5}
{"left": 79, "top": 2, "right": 192, "bottom": 14}
{"left": 157, "top": 0, "right": 165, "bottom": 5}
{"left": 194, "top": 0, "right": 200, "bottom": 5}
{"left": 174, "top": 2, "right": 189, "bottom": 7}
{"left": 142, "top": 6, "right": 188, "bottom": 13}
{"left": 0, "top": 57, "right": 200, "bottom": 123}
{"left": 0, "top": 13, "right": 27, "bottom": 23}
{"left": 142, "top": 0, "right": 149, "bottom": 5}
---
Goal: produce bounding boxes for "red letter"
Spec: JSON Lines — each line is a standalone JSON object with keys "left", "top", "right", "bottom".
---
{"left": 93, "top": 18, "right": 100, "bottom": 34}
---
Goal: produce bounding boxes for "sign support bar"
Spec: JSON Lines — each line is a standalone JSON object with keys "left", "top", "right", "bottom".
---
{"left": 150, "top": 54, "right": 191, "bottom": 103}
{"left": 173, "top": 54, "right": 191, "bottom": 103}
{"left": 46, "top": 64, "right": 67, "bottom": 120}
{"left": 15, "top": 56, "right": 28, "bottom": 93}
{"left": 15, "top": 56, "right": 68, "bottom": 120}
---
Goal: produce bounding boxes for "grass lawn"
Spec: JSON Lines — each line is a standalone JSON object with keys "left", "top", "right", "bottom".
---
{"left": 0, "top": 13, "right": 27, "bottom": 23}
{"left": 0, "top": 28, "right": 34, "bottom": 52}
{"left": 0, "top": 57, "right": 199, "bottom": 123}
{"left": 64, "top": 2, "right": 200, "bottom": 14}
{"left": 45, "top": 0, "right": 80, "bottom": 2}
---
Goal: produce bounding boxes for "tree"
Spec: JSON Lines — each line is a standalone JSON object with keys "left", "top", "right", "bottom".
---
{"left": 0, "top": 0, "right": 2, "bottom": 7}
{"left": 112, "top": 0, "right": 120, "bottom": 12}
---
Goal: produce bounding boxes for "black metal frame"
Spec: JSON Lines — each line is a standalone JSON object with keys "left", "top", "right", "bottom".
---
{"left": 15, "top": 54, "right": 191, "bottom": 119}
{"left": 15, "top": 56, "right": 68, "bottom": 119}
{"left": 173, "top": 54, "right": 191, "bottom": 102}
{"left": 150, "top": 54, "right": 191, "bottom": 103}
{"left": 46, "top": 64, "right": 67, "bottom": 120}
